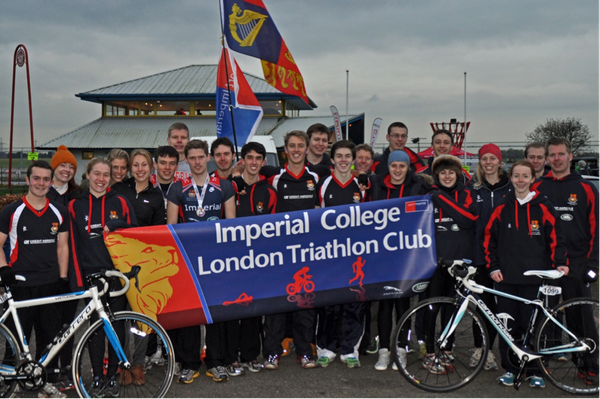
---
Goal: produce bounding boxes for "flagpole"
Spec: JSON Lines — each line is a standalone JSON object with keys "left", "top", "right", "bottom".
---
{"left": 218, "top": 0, "right": 239, "bottom": 160}
{"left": 463, "top": 72, "right": 467, "bottom": 166}
{"left": 345, "top": 70, "right": 349, "bottom": 140}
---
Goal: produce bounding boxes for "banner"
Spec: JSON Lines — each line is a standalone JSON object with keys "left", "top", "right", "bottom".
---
{"left": 106, "top": 197, "right": 437, "bottom": 330}
{"left": 330, "top": 105, "right": 343, "bottom": 141}
{"left": 216, "top": 48, "right": 264, "bottom": 149}
{"left": 220, "top": 0, "right": 309, "bottom": 104}
{"left": 370, "top": 117, "right": 383, "bottom": 148}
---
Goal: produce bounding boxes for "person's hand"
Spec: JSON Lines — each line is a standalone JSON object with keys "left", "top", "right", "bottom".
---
{"left": 0, "top": 266, "right": 15, "bottom": 286}
{"left": 583, "top": 267, "right": 598, "bottom": 283}
{"left": 59, "top": 277, "right": 71, "bottom": 293}
{"left": 231, "top": 176, "right": 247, "bottom": 195}
{"left": 556, "top": 266, "right": 569, "bottom": 276}
{"left": 490, "top": 270, "right": 503, "bottom": 283}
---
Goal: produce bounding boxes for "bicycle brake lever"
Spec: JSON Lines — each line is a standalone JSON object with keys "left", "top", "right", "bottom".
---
{"left": 125, "top": 265, "right": 142, "bottom": 293}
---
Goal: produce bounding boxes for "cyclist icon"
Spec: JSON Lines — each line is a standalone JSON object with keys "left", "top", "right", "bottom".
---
{"left": 286, "top": 266, "right": 315, "bottom": 295}
{"left": 349, "top": 256, "right": 366, "bottom": 286}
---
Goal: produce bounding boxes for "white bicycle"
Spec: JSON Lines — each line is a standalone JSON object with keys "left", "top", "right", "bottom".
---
{"left": 0, "top": 266, "right": 174, "bottom": 398}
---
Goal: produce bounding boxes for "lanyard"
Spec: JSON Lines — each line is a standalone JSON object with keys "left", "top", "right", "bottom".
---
{"left": 192, "top": 174, "right": 210, "bottom": 217}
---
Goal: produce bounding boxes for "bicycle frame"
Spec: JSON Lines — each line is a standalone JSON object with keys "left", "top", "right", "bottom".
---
{"left": 0, "top": 276, "right": 131, "bottom": 377}
{"left": 439, "top": 274, "right": 592, "bottom": 364}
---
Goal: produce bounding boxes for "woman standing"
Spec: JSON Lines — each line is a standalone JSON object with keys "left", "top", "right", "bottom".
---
{"left": 68, "top": 158, "right": 137, "bottom": 396}
{"left": 423, "top": 155, "right": 478, "bottom": 373}
{"left": 468, "top": 143, "right": 510, "bottom": 371}
{"left": 107, "top": 149, "right": 130, "bottom": 186}
{"left": 372, "top": 150, "right": 430, "bottom": 371}
{"left": 484, "top": 161, "right": 568, "bottom": 388}
{"left": 112, "top": 149, "right": 165, "bottom": 227}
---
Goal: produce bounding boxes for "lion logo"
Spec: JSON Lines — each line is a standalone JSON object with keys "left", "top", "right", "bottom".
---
{"left": 568, "top": 194, "right": 577, "bottom": 205}
{"left": 530, "top": 220, "right": 539, "bottom": 231}
{"left": 105, "top": 234, "right": 180, "bottom": 322}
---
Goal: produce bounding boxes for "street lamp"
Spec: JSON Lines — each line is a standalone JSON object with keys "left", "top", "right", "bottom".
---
{"left": 412, "top": 137, "right": 420, "bottom": 152}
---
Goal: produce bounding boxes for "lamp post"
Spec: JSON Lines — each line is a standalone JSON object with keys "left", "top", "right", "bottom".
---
{"left": 412, "top": 137, "right": 421, "bottom": 153}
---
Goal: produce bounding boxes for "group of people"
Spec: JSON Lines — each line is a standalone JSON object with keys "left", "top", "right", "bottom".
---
{"left": 0, "top": 119, "right": 596, "bottom": 396}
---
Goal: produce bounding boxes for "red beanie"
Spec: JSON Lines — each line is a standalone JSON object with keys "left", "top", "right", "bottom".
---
{"left": 478, "top": 143, "right": 502, "bottom": 162}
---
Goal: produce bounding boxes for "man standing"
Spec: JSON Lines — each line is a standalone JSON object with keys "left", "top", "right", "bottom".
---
{"left": 306, "top": 123, "right": 333, "bottom": 168}
{"left": 166, "top": 122, "right": 191, "bottom": 180}
{"left": 315, "top": 140, "right": 366, "bottom": 369}
{"left": 167, "top": 140, "right": 236, "bottom": 384}
{"left": 0, "top": 161, "right": 68, "bottom": 399}
{"left": 524, "top": 142, "right": 548, "bottom": 179}
{"left": 420, "top": 129, "right": 470, "bottom": 183}
{"left": 261, "top": 130, "right": 323, "bottom": 370}
{"left": 372, "top": 122, "right": 425, "bottom": 174}
{"left": 210, "top": 137, "right": 236, "bottom": 179}
{"left": 532, "top": 137, "right": 599, "bottom": 385}
{"left": 151, "top": 145, "right": 180, "bottom": 205}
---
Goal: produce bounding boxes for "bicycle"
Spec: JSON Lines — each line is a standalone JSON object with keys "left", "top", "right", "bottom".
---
{"left": 390, "top": 259, "right": 599, "bottom": 395}
{"left": 0, "top": 266, "right": 175, "bottom": 398}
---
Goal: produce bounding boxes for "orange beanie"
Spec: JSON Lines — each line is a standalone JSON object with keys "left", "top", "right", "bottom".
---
{"left": 50, "top": 145, "right": 77, "bottom": 174}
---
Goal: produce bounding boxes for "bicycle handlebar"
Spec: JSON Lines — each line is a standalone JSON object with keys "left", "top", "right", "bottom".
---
{"left": 446, "top": 260, "right": 484, "bottom": 294}
{"left": 89, "top": 266, "right": 142, "bottom": 298}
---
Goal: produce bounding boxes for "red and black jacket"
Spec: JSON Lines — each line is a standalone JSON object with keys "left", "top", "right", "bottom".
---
{"left": 372, "top": 169, "right": 430, "bottom": 201}
{"left": 234, "top": 176, "right": 278, "bottom": 218}
{"left": 371, "top": 147, "right": 426, "bottom": 175}
{"left": 532, "top": 171, "right": 599, "bottom": 272}
{"left": 68, "top": 189, "right": 137, "bottom": 290}
{"left": 483, "top": 190, "right": 567, "bottom": 285}
{"left": 429, "top": 182, "right": 478, "bottom": 260}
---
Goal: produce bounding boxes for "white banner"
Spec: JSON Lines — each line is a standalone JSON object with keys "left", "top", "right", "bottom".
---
{"left": 370, "top": 117, "right": 383, "bottom": 148}
{"left": 330, "top": 105, "right": 343, "bottom": 141}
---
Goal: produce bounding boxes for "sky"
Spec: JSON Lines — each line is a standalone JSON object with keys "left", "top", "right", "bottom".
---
{"left": 0, "top": 0, "right": 598, "bottom": 151}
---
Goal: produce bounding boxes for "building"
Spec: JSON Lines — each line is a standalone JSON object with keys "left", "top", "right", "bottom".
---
{"left": 39, "top": 65, "right": 364, "bottom": 180}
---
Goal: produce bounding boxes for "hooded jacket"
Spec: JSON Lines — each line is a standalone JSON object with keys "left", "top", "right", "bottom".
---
{"left": 372, "top": 169, "right": 430, "bottom": 201}
{"left": 483, "top": 190, "right": 567, "bottom": 285}
{"left": 429, "top": 181, "right": 478, "bottom": 260}
{"left": 234, "top": 176, "right": 278, "bottom": 218}
{"left": 68, "top": 189, "right": 137, "bottom": 290}
{"left": 532, "top": 171, "right": 599, "bottom": 272}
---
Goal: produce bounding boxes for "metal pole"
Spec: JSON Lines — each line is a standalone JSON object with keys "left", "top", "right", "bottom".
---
{"left": 345, "top": 70, "right": 349, "bottom": 140}
{"left": 463, "top": 72, "right": 467, "bottom": 166}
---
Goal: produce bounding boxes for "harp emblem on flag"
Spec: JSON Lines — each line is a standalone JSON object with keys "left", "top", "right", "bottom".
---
{"left": 229, "top": 4, "right": 268, "bottom": 47}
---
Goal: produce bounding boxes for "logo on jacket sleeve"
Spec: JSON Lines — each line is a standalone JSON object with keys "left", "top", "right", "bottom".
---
{"left": 568, "top": 194, "right": 577, "bottom": 205}
{"left": 256, "top": 202, "right": 264, "bottom": 213}
{"left": 110, "top": 211, "right": 118, "bottom": 219}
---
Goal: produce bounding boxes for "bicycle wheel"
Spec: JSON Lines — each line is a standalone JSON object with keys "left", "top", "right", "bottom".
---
{"left": 72, "top": 311, "right": 175, "bottom": 398}
{"left": 0, "top": 323, "right": 21, "bottom": 398}
{"left": 535, "top": 297, "right": 599, "bottom": 395}
{"left": 391, "top": 296, "right": 489, "bottom": 393}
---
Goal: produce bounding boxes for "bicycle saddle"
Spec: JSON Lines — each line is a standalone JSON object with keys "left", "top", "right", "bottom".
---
{"left": 523, "top": 269, "right": 563, "bottom": 280}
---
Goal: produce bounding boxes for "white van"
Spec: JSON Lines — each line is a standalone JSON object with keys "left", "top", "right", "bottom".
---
{"left": 190, "top": 135, "right": 279, "bottom": 174}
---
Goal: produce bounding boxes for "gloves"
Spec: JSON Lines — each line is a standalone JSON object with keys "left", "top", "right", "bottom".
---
{"left": 357, "top": 173, "right": 369, "bottom": 187}
{"left": 59, "top": 277, "right": 71, "bottom": 294}
{"left": 583, "top": 267, "right": 599, "bottom": 283}
{"left": 0, "top": 266, "right": 15, "bottom": 286}
{"left": 231, "top": 176, "right": 247, "bottom": 194}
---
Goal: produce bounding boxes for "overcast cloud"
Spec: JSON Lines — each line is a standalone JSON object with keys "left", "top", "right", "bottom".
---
{"left": 0, "top": 0, "right": 597, "bottom": 150}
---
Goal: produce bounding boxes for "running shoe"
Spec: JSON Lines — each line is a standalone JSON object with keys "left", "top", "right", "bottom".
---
{"left": 264, "top": 355, "right": 279, "bottom": 370}
{"left": 497, "top": 372, "right": 515, "bottom": 386}
{"left": 528, "top": 376, "right": 545, "bottom": 389}
{"left": 422, "top": 354, "right": 446, "bottom": 375}
{"left": 240, "top": 360, "right": 262, "bottom": 373}
{"left": 299, "top": 355, "right": 317, "bottom": 369}
{"left": 206, "top": 366, "right": 229, "bottom": 382}
{"left": 38, "top": 382, "right": 67, "bottom": 398}
{"left": 345, "top": 357, "right": 361, "bottom": 368}
{"left": 177, "top": 368, "right": 200, "bottom": 384}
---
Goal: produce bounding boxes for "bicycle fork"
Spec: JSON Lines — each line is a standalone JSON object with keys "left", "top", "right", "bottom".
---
{"left": 438, "top": 298, "right": 470, "bottom": 351}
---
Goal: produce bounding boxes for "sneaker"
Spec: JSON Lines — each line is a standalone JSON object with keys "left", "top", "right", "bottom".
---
{"left": 53, "top": 373, "right": 75, "bottom": 392}
{"left": 177, "top": 368, "right": 200, "bottom": 384}
{"left": 553, "top": 352, "right": 568, "bottom": 362}
{"left": 422, "top": 354, "right": 447, "bottom": 375}
{"left": 577, "top": 369, "right": 599, "bottom": 386}
{"left": 439, "top": 352, "right": 455, "bottom": 372}
{"left": 374, "top": 348, "right": 390, "bottom": 371}
{"left": 104, "top": 376, "right": 119, "bottom": 398}
{"left": 497, "top": 371, "right": 515, "bottom": 386}
{"left": 281, "top": 338, "right": 294, "bottom": 357}
{"left": 395, "top": 348, "right": 407, "bottom": 371}
{"left": 131, "top": 364, "right": 145, "bottom": 386}
{"left": 149, "top": 346, "right": 166, "bottom": 367}
{"left": 38, "top": 382, "right": 67, "bottom": 398}
{"left": 345, "top": 357, "right": 361, "bottom": 368}
{"left": 225, "top": 362, "right": 244, "bottom": 377}
{"left": 316, "top": 356, "right": 331, "bottom": 368}
{"left": 206, "top": 366, "right": 229, "bottom": 382}
{"left": 528, "top": 376, "right": 545, "bottom": 389}
{"left": 469, "top": 347, "right": 482, "bottom": 368}
{"left": 240, "top": 360, "right": 262, "bottom": 373}
{"left": 173, "top": 362, "right": 182, "bottom": 377}
{"left": 88, "top": 376, "right": 103, "bottom": 397}
{"left": 366, "top": 336, "right": 379, "bottom": 354}
{"left": 484, "top": 351, "right": 498, "bottom": 371}
{"left": 299, "top": 355, "right": 317, "bottom": 369}
{"left": 264, "top": 355, "right": 279, "bottom": 370}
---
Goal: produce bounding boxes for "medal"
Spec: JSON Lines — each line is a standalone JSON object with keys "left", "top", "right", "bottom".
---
{"left": 196, "top": 207, "right": 205, "bottom": 217}
{"left": 192, "top": 174, "right": 210, "bottom": 219}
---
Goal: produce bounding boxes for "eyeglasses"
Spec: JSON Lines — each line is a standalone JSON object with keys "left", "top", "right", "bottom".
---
{"left": 390, "top": 134, "right": 408, "bottom": 139}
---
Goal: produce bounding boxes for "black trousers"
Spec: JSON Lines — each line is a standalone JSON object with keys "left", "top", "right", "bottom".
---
{"left": 167, "top": 326, "right": 202, "bottom": 371}
{"left": 316, "top": 302, "right": 366, "bottom": 356}
{"left": 263, "top": 309, "right": 315, "bottom": 358}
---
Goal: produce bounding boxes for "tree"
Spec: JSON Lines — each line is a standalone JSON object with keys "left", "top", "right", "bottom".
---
{"left": 525, "top": 117, "right": 592, "bottom": 155}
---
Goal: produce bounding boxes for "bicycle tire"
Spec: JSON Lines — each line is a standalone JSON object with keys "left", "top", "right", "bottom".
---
{"left": 72, "top": 311, "right": 175, "bottom": 398}
{"left": 391, "top": 296, "right": 489, "bottom": 393}
{"left": 535, "top": 297, "right": 599, "bottom": 395}
{"left": 0, "top": 323, "right": 21, "bottom": 398}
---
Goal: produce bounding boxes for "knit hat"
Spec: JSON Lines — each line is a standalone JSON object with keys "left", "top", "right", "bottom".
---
{"left": 388, "top": 150, "right": 410, "bottom": 166}
{"left": 478, "top": 143, "right": 502, "bottom": 162}
{"left": 432, "top": 155, "right": 463, "bottom": 179}
{"left": 51, "top": 145, "right": 77, "bottom": 174}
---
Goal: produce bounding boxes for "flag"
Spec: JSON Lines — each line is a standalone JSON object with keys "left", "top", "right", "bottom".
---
{"left": 220, "top": 0, "right": 309, "bottom": 104}
{"left": 216, "top": 48, "right": 264, "bottom": 149}
{"left": 370, "top": 118, "right": 383, "bottom": 147}
{"left": 330, "top": 105, "right": 343, "bottom": 141}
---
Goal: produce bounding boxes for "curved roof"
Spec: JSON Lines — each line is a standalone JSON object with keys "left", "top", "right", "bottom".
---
{"left": 76, "top": 64, "right": 316, "bottom": 110}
